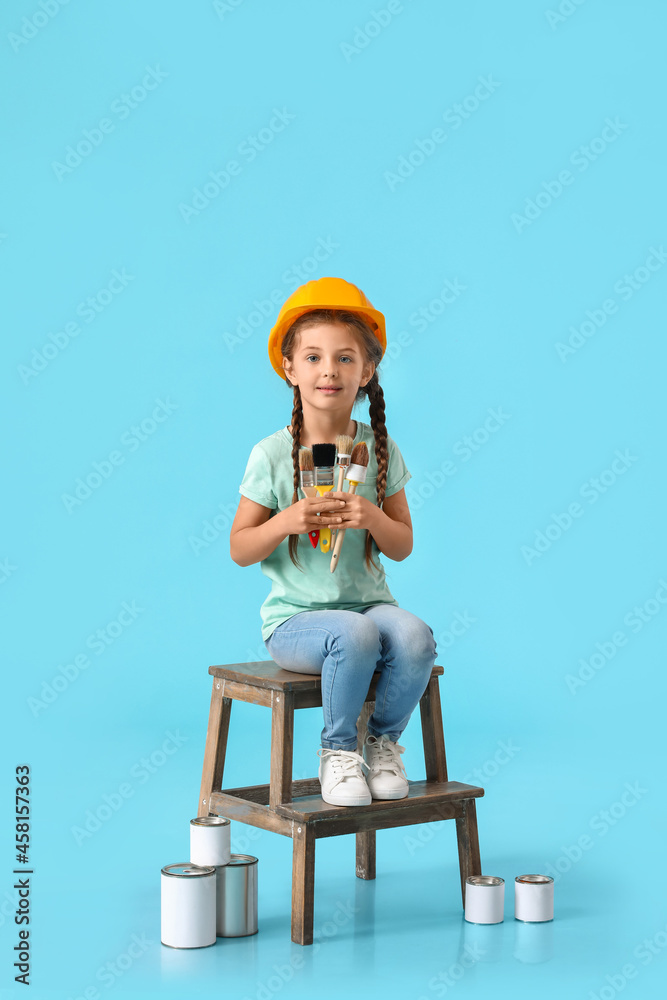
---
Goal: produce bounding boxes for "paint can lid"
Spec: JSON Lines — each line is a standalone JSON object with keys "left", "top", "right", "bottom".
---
{"left": 161, "top": 863, "right": 216, "bottom": 878}
{"left": 515, "top": 874, "right": 554, "bottom": 884}
{"left": 190, "top": 816, "right": 230, "bottom": 827}
{"left": 466, "top": 875, "right": 504, "bottom": 886}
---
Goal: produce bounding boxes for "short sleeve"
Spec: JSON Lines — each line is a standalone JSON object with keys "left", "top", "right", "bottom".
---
{"left": 238, "top": 443, "right": 278, "bottom": 510}
{"left": 385, "top": 436, "right": 412, "bottom": 497}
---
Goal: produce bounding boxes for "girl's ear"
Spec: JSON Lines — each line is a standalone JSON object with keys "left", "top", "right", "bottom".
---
{"left": 282, "top": 356, "right": 295, "bottom": 385}
{"left": 361, "top": 361, "right": 375, "bottom": 386}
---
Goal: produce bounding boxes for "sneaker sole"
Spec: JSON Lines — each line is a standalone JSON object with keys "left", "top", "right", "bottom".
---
{"left": 368, "top": 786, "right": 409, "bottom": 800}
{"left": 320, "top": 787, "right": 372, "bottom": 807}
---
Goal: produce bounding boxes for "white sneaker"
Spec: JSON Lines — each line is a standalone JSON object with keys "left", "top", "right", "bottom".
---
{"left": 363, "top": 734, "right": 409, "bottom": 799}
{"left": 317, "top": 748, "right": 372, "bottom": 806}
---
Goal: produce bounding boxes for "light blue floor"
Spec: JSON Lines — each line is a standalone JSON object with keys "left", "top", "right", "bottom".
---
{"left": 11, "top": 707, "right": 665, "bottom": 1000}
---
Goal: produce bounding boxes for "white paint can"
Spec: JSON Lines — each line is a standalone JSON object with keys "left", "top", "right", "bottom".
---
{"left": 161, "top": 863, "right": 217, "bottom": 949}
{"left": 514, "top": 874, "right": 554, "bottom": 922}
{"left": 464, "top": 875, "right": 505, "bottom": 924}
{"left": 216, "top": 854, "right": 258, "bottom": 937}
{"left": 190, "top": 816, "right": 231, "bottom": 867}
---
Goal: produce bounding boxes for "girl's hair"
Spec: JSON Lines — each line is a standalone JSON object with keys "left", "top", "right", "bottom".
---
{"left": 281, "top": 309, "right": 387, "bottom": 574}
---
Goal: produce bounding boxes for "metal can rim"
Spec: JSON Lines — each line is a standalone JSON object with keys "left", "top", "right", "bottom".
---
{"left": 466, "top": 875, "right": 504, "bottom": 887}
{"left": 161, "top": 862, "right": 216, "bottom": 878}
{"left": 190, "top": 816, "right": 230, "bottom": 827}
{"left": 515, "top": 874, "right": 554, "bottom": 884}
{"left": 227, "top": 854, "right": 258, "bottom": 867}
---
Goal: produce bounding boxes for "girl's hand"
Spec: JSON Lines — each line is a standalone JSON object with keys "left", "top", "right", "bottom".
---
{"left": 278, "top": 495, "right": 346, "bottom": 536}
{"left": 328, "top": 491, "right": 379, "bottom": 532}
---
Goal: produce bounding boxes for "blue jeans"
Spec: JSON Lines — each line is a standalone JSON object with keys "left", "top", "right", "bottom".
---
{"left": 264, "top": 604, "right": 438, "bottom": 751}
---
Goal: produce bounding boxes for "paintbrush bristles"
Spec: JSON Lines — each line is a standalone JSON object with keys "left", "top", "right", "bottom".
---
{"left": 350, "top": 441, "right": 369, "bottom": 467}
{"left": 298, "top": 447, "right": 314, "bottom": 470}
{"left": 335, "top": 434, "right": 355, "bottom": 461}
{"left": 312, "top": 443, "right": 336, "bottom": 467}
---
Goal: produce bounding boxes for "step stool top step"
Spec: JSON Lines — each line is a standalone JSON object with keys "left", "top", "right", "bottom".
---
{"left": 275, "top": 779, "right": 484, "bottom": 823}
{"left": 209, "top": 660, "right": 444, "bottom": 691}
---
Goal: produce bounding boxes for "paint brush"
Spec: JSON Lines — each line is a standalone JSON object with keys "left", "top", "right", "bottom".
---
{"left": 311, "top": 443, "right": 336, "bottom": 553}
{"left": 331, "top": 433, "right": 355, "bottom": 544}
{"left": 330, "top": 441, "right": 369, "bottom": 572}
{"left": 298, "top": 447, "right": 320, "bottom": 548}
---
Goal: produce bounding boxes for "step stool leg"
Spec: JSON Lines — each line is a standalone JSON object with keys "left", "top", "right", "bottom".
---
{"left": 355, "top": 698, "right": 376, "bottom": 879}
{"left": 292, "top": 823, "right": 316, "bottom": 945}
{"left": 270, "top": 689, "right": 294, "bottom": 808}
{"left": 419, "top": 673, "right": 448, "bottom": 782}
{"left": 198, "top": 678, "right": 231, "bottom": 817}
{"left": 455, "top": 798, "right": 482, "bottom": 908}
{"left": 356, "top": 831, "right": 376, "bottom": 880}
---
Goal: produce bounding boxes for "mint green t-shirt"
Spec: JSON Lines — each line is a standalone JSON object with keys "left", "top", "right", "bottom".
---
{"left": 238, "top": 420, "right": 412, "bottom": 642}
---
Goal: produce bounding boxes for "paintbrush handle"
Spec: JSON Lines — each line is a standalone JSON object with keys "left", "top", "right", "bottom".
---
{"left": 330, "top": 482, "right": 358, "bottom": 571}
{"left": 330, "top": 466, "right": 348, "bottom": 546}
{"left": 313, "top": 484, "right": 334, "bottom": 552}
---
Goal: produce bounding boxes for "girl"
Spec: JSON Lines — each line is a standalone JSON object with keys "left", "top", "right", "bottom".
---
{"left": 230, "top": 277, "right": 438, "bottom": 807}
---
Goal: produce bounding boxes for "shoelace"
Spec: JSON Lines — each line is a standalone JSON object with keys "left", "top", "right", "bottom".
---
{"left": 317, "top": 748, "right": 369, "bottom": 788}
{"left": 366, "top": 736, "right": 407, "bottom": 777}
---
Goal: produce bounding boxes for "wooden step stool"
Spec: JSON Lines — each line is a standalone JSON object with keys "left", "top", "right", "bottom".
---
{"left": 197, "top": 660, "right": 484, "bottom": 945}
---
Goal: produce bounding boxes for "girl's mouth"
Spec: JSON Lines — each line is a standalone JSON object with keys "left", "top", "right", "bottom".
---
{"left": 318, "top": 388, "right": 341, "bottom": 394}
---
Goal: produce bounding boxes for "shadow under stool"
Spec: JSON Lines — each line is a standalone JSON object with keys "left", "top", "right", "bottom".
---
{"left": 197, "top": 660, "right": 484, "bottom": 945}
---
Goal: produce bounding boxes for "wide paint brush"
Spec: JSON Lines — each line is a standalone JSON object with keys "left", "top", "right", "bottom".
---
{"left": 311, "top": 443, "right": 336, "bottom": 553}
{"left": 330, "top": 441, "right": 369, "bottom": 572}
{"left": 298, "top": 447, "right": 320, "bottom": 548}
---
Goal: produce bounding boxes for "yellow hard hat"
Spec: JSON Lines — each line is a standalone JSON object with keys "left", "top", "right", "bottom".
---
{"left": 267, "top": 276, "right": 386, "bottom": 380}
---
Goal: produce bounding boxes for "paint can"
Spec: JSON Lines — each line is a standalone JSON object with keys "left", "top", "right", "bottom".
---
{"left": 464, "top": 875, "right": 505, "bottom": 924}
{"left": 216, "top": 854, "right": 258, "bottom": 937}
{"left": 161, "top": 863, "right": 216, "bottom": 949}
{"left": 190, "top": 816, "right": 231, "bottom": 867}
{"left": 514, "top": 874, "right": 554, "bottom": 922}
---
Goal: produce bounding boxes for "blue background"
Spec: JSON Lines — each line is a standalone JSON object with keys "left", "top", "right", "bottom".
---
{"left": 3, "top": 0, "right": 666, "bottom": 997}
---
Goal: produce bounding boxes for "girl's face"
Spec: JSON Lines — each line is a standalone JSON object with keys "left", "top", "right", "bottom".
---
{"left": 282, "top": 322, "right": 374, "bottom": 411}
